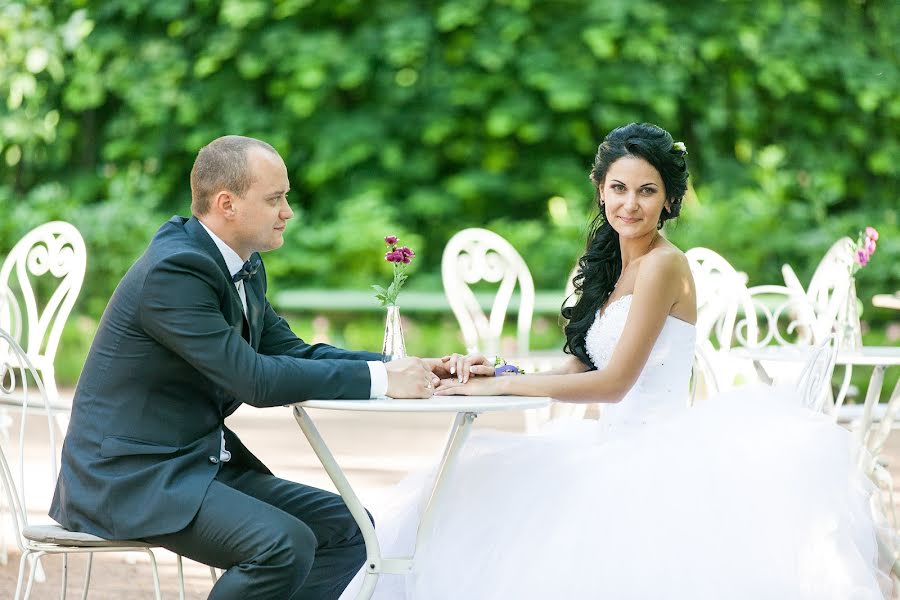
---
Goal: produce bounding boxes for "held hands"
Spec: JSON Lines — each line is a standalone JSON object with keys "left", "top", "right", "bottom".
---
{"left": 385, "top": 357, "right": 441, "bottom": 399}
{"left": 427, "top": 353, "right": 495, "bottom": 384}
{"left": 425, "top": 353, "right": 506, "bottom": 397}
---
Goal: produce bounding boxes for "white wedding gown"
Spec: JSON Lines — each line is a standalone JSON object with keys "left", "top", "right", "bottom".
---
{"left": 341, "top": 295, "right": 893, "bottom": 599}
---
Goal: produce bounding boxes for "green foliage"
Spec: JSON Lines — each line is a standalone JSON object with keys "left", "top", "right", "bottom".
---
{"left": 1, "top": 0, "right": 898, "bottom": 386}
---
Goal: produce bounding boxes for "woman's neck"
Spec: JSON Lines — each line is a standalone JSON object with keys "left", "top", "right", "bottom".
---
{"left": 619, "top": 231, "right": 660, "bottom": 271}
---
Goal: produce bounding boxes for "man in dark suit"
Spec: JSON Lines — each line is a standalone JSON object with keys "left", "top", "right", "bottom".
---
{"left": 50, "top": 135, "right": 445, "bottom": 600}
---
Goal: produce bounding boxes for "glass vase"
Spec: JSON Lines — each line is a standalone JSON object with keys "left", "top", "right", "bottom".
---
{"left": 382, "top": 305, "right": 407, "bottom": 362}
{"left": 837, "top": 277, "right": 863, "bottom": 351}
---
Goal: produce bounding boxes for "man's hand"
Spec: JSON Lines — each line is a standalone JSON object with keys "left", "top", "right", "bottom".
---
{"left": 385, "top": 357, "right": 441, "bottom": 399}
{"left": 426, "top": 353, "right": 495, "bottom": 384}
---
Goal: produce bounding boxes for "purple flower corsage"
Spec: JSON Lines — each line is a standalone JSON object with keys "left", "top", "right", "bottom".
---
{"left": 493, "top": 357, "right": 524, "bottom": 376}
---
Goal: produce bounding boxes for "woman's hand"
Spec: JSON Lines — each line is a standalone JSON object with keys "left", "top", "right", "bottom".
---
{"left": 433, "top": 353, "right": 495, "bottom": 383}
{"left": 433, "top": 374, "right": 505, "bottom": 396}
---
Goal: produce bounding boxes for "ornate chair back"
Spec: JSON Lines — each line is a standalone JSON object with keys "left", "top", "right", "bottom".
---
{"left": 737, "top": 285, "right": 821, "bottom": 348}
{"left": 685, "top": 247, "right": 758, "bottom": 351}
{"left": 441, "top": 228, "right": 535, "bottom": 357}
{"left": 781, "top": 237, "right": 855, "bottom": 344}
{"left": 0, "top": 222, "right": 86, "bottom": 408}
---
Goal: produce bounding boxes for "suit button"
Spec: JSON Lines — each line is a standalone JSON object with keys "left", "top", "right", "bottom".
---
{"left": 209, "top": 456, "right": 220, "bottom": 464}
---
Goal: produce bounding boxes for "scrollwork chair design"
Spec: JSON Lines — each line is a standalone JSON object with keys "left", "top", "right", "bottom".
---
{"left": 779, "top": 236, "right": 856, "bottom": 347}
{"left": 0, "top": 221, "right": 86, "bottom": 412}
{"left": 441, "top": 228, "right": 535, "bottom": 358}
{"left": 686, "top": 247, "right": 760, "bottom": 391}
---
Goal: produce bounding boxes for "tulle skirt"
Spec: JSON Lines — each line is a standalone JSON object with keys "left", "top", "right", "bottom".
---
{"left": 340, "top": 386, "right": 894, "bottom": 600}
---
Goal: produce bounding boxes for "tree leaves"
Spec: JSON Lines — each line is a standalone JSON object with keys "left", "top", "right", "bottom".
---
{"left": 0, "top": 0, "right": 897, "bottom": 320}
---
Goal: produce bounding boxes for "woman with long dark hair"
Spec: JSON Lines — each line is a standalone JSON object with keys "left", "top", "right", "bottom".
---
{"left": 342, "top": 123, "right": 891, "bottom": 600}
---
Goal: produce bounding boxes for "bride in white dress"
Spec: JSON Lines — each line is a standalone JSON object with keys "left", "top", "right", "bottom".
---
{"left": 341, "top": 123, "right": 893, "bottom": 599}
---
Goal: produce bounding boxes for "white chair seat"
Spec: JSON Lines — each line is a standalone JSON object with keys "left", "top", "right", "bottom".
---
{"left": 22, "top": 523, "right": 153, "bottom": 548}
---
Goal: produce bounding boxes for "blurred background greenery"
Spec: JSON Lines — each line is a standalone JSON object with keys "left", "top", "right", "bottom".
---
{"left": 0, "top": 0, "right": 897, "bottom": 388}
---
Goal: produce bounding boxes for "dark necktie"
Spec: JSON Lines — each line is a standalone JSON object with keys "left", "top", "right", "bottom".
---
{"left": 232, "top": 257, "right": 260, "bottom": 283}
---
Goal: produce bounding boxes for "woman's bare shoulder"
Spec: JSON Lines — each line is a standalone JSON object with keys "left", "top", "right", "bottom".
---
{"left": 640, "top": 242, "right": 690, "bottom": 277}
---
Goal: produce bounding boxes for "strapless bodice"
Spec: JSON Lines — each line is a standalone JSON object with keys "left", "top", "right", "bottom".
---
{"left": 585, "top": 294, "right": 696, "bottom": 425}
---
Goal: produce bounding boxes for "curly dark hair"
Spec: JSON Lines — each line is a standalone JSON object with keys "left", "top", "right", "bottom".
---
{"left": 561, "top": 123, "right": 690, "bottom": 368}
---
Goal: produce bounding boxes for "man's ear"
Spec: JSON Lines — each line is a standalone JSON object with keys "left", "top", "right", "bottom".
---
{"left": 211, "top": 190, "right": 236, "bottom": 219}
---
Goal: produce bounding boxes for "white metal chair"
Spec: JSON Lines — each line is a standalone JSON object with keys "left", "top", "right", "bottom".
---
{"left": 0, "top": 221, "right": 86, "bottom": 413}
{"left": 781, "top": 237, "right": 857, "bottom": 347}
{"left": 686, "top": 247, "right": 756, "bottom": 352}
{"left": 0, "top": 222, "right": 86, "bottom": 567}
{"left": 442, "top": 229, "right": 541, "bottom": 430}
{"left": 0, "top": 327, "right": 185, "bottom": 600}
{"left": 686, "top": 247, "right": 761, "bottom": 390}
{"left": 441, "top": 228, "right": 535, "bottom": 358}
{"left": 783, "top": 237, "right": 864, "bottom": 416}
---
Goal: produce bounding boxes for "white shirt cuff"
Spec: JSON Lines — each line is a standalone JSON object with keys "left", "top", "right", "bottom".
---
{"left": 367, "top": 361, "right": 388, "bottom": 398}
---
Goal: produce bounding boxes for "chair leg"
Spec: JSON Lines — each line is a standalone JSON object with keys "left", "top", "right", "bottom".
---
{"left": 80, "top": 553, "right": 93, "bottom": 600}
{"left": 14, "top": 549, "right": 30, "bottom": 600}
{"left": 60, "top": 553, "right": 68, "bottom": 600}
{"left": 177, "top": 554, "right": 185, "bottom": 600}
{"left": 875, "top": 465, "right": 899, "bottom": 530}
{"left": 35, "top": 557, "right": 47, "bottom": 583}
{"left": 0, "top": 458, "right": 8, "bottom": 566}
{"left": 209, "top": 565, "right": 219, "bottom": 583}
{"left": 23, "top": 551, "right": 43, "bottom": 600}
{"left": 143, "top": 549, "right": 162, "bottom": 600}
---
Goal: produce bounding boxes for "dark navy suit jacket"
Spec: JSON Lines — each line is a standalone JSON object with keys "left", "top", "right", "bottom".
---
{"left": 50, "top": 216, "right": 379, "bottom": 540}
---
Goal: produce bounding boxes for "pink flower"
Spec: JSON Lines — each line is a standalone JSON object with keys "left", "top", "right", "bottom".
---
{"left": 375, "top": 234, "right": 416, "bottom": 307}
{"left": 865, "top": 238, "right": 877, "bottom": 256}
{"left": 856, "top": 250, "right": 869, "bottom": 267}
{"left": 865, "top": 227, "right": 879, "bottom": 241}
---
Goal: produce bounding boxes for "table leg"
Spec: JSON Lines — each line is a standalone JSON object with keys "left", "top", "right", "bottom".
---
{"left": 414, "top": 412, "right": 477, "bottom": 557}
{"left": 292, "top": 406, "right": 386, "bottom": 600}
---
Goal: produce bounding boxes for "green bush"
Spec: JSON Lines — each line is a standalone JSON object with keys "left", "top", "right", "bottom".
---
{"left": 1, "top": 0, "right": 897, "bottom": 388}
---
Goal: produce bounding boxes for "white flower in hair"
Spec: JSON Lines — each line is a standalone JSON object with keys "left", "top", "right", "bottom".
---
{"left": 672, "top": 141, "right": 687, "bottom": 155}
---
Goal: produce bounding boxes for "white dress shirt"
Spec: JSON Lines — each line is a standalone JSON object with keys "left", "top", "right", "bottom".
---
{"left": 197, "top": 221, "right": 388, "bottom": 462}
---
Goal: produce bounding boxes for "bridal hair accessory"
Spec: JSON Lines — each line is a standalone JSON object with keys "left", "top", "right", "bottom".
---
{"left": 671, "top": 141, "right": 687, "bottom": 156}
{"left": 494, "top": 356, "right": 524, "bottom": 376}
{"left": 232, "top": 256, "right": 261, "bottom": 283}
